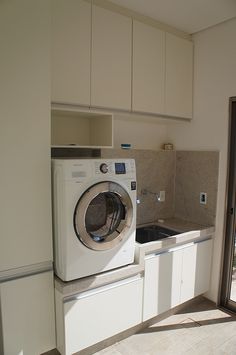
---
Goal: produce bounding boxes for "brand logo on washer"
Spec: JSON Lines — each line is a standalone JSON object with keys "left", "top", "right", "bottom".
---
{"left": 131, "top": 181, "right": 136, "bottom": 190}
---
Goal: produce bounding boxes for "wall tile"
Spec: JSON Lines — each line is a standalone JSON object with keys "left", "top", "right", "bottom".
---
{"left": 174, "top": 151, "right": 219, "bottom": 226}
{"left": 101, "top": 149, "right": 219, "bottom": 227}
{"left": 101, "top": 149, "right": 175, "bottom": 225}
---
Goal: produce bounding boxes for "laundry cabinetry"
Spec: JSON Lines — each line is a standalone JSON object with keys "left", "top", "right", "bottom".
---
{"left": 0, "top": 271, "right": 55, "bottom": 355}
{"left": 51, "top": 0, "right": 91, "bottom": 105}
{"left": 51, "top": 1, "right": 193, "bottom": 119}
{"left": 143, "top": 238, "right": 213, "bottom": 321}
{"left": 55, "top": 275, "right": 143, "bottom": 355}
{"left": 165, "top": 33, "right": 193, "bottom": 119}
{"left": 91, "top": 5, "right": 132, "bottom": 110}
{"left": 51, "top": 106, "right": 113, "bottom": 148}
{"left": 132, "top": 20, "right": 165, "bottom": 115}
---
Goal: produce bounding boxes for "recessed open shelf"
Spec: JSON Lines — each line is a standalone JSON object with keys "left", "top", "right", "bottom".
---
{"left": 51, "top": 106, "right": 113, "bottom": 148}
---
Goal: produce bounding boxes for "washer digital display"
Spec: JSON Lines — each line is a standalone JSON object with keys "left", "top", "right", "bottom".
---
{"left": 115, "top": 162, "right": 126, "bottom": 174}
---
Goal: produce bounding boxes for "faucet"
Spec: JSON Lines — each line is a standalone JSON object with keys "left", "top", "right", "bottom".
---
{"left": 141, "top": 188, "right": 157, "bottom": 196}
{"left": 141, "top": 188, "right": 164, "bottom": 202}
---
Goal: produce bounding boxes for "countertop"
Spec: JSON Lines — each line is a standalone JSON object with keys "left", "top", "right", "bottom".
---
{"left": 55, "top": 217, "right": 214, "bottom": 297}
{"left": 135, "top": 217, "right": 214, "bottom": 265}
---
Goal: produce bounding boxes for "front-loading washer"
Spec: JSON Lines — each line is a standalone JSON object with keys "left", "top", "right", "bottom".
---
{"left": 52, "top": 158, "right": 137, "bottom": 281}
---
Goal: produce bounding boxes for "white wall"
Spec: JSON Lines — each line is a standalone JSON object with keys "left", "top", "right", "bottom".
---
{"left": 114, "top": 114, "right": 168, "bottom": 150}
{"left": 167, "top": 18, "right": 236, "bottom": 302}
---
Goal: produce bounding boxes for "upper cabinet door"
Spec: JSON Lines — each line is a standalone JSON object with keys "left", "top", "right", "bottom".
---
{"left": 165, "top": 33, "right": 193, "bottom": 119}
{"left": 91, "top": 6, "right": 132, "bottom": 110}
{"left": 132, "top": 21, "right": 165, "bottom": 114}
{"left": 51, "top": 0, "right": 91, "bottom": 105}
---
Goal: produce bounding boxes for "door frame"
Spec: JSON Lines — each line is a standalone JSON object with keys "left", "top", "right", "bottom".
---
{"left": 220, "top": 97, "right": 236, "bottom": 311}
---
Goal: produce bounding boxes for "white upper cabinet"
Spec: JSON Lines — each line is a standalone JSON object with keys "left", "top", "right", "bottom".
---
{"left": 132, "top": 21, "right": 165, "bottom": 114}
{"left": 91, "top": 5, "right": 132, "bottom": 110}
{"left": 51, "top": 0, "right": 91, "bottom": 105}
{"left": 51, "top": 2, "right": 193, "bottom": 119}
{"left": 165, "top": 33, "right": 193, "bottom": 119}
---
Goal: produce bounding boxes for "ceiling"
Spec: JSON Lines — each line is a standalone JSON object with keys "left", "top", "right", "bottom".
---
{"left": 109, "top": 0, "right": 236, "bottom": 34}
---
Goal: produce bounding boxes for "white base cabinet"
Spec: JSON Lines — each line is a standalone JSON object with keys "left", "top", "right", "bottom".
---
{"left": 56, "top": 275, "right": 143, "bottom": 355}
{"left": 0, "top": 271, "right": 55, "bottom": 355}
{"left": 143, "top": 239, "right": 213, "bottom": 321}
{"left": 143, "top": 247, "right": 182, "bottom": 321}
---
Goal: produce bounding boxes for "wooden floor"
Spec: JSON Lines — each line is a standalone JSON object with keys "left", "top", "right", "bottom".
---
{"left": 93, "top": 298, "right": 236, "bottom": 355}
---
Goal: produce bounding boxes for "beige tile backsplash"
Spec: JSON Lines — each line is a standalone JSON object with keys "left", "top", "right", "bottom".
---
{"left": 174, "top": 151, "right": 219, "bottom": 226}
{"left": 101, "top": 149, "right": 219, "bottom": 226}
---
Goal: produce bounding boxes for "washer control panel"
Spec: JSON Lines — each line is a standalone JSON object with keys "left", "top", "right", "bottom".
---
{"left": 94, "top": 160, "right": 135, "bottom": 177}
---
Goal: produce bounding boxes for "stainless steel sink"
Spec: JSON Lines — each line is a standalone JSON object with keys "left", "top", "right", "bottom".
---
{"left": 136, "top": 225, "right": 180, "bottom": 244}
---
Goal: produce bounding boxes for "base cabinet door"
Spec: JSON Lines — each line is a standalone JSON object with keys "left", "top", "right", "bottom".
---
{"left": 143, "top": 239, "right": 213, "bottom": 321}
{"left": 143, "top": 249, "right": 182, "bottom": 321}
{"left": 181, "top": 239, "right": 213, "bottom": 302}
{"left": 0, "top": 272, "right": 55, "bottom": 355}
{"left": 57, "top": 276, "right": 143, "bottom": 355}
{"left": 180, "top": 243, "right": 197, "bottom": 303}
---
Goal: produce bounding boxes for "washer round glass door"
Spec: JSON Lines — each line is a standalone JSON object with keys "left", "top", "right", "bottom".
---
{"left": 73, "top": 182, "right": 133, "bottom": 251}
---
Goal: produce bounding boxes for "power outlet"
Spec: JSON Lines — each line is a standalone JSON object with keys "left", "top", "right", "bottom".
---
{"left": 158, "top": 191, "right": 165, "bottom": 202}
{"left": 200, "top": 192, "right": 207, "bottom": 205}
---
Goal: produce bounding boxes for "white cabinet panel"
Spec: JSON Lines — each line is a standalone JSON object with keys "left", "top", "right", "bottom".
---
{"left": 192, "top": 239, "right": 213, "bottom": 297}
{"left": 181, "top": 244, "right": 197, "bottom": 303}
{"left": 0, "top": 0, "right": 52, "bottom": 270}
{"left": 132, "top": 21, "right": 165, "bottom": 114}
{"left": 0, "top": 272, "right": 55, "bottom": 355}
{"left": 181, "top": 239, "right": 213, "bottom": 302}
{"left": 143, "top": 250, "right": 182, "bottom": 321}
{"left": 91, "top": 5, "right": 132, "bottom": 110}
{"left": 52, "top": 0, "right": 91, "bottom": 105}
{"left": 143, "top": 239, "right": 213, "bottom": 321}
{"left": 58, "top": 276, "right": 143, "bottom": 355}
{"left": 165, "top": 33, "right": 193, "bottom": 119}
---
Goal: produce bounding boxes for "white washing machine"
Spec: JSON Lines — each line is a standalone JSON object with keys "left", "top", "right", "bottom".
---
{"left": 52, "top": 158, "right": 137, "bottom": 281}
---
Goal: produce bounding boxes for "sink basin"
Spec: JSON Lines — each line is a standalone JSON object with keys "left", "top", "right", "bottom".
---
{"left": 136, "top": 225, "right": 180, "bottom": 244}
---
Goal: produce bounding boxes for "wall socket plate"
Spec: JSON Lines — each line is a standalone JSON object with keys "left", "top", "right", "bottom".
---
{"left": 200, "top": 192, "right": 207, "bottom": 205}
{"left": 158, "top": 190, "right": 165, "bottom": 202}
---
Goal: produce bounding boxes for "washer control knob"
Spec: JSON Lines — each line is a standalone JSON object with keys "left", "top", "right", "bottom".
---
{"left": 100, "top": 163, "right": 108, "bottom": 174}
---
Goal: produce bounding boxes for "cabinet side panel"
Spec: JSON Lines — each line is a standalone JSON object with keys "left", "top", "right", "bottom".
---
{"left": 55, "top": 289, "right": 65, "bottom": 355}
